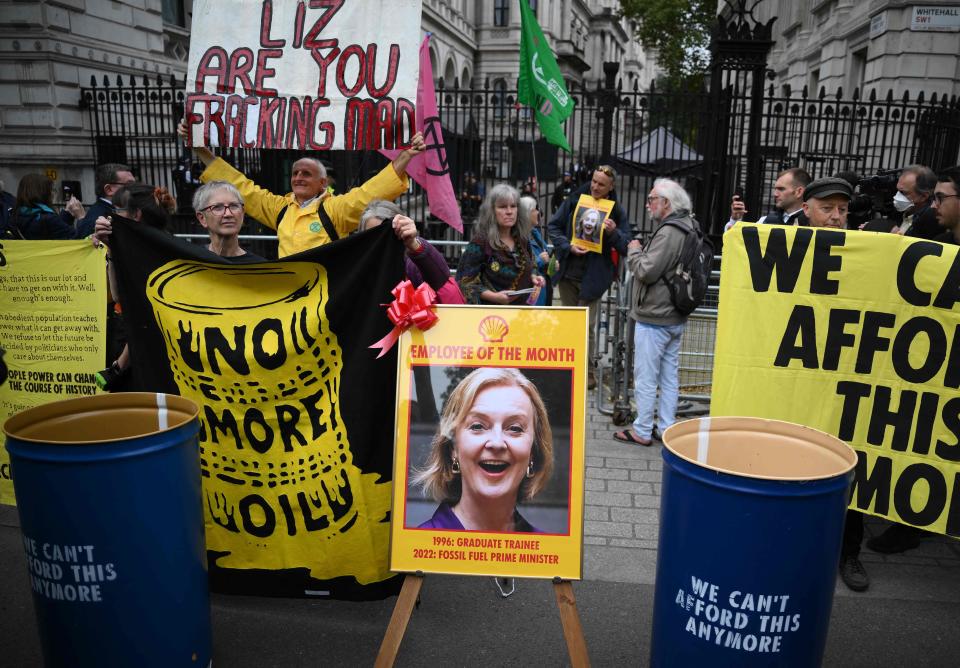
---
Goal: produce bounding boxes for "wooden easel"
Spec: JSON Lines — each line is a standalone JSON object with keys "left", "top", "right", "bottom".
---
{"left": 374, "top": 573, "right": 591, "bottom": 667}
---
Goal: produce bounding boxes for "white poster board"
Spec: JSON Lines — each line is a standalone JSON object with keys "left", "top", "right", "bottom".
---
{"left": 184, "top": 0, "right": 423, "bottom": 150}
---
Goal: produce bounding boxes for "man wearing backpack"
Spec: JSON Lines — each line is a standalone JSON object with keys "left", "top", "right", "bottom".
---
{"left": 614, "top": 178, "right": 699, "bottom": 446}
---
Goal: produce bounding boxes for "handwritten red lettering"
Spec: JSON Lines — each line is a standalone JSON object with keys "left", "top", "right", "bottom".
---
{"left": 254, "top": 48, "right": 282, "bottom": 97}
{"left": 336, "top": 44, "right": 366, "bottom": 97}
{"left": 303, "top": 0, "right": 346, "bottom": 47}
{"left": 365, "top": 44, "right": 401, "bottom": 98}
{"left": 259, "top": 0, "right": 286, "bottom": 48}
{"left": 194, "top": 47, "right": 229, "bottom": 93}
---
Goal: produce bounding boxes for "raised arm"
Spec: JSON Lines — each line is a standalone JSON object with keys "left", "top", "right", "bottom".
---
{"left": 177, "top": 119, "right": 216, "bottom": 167}
{"left": 390, "top": 132, "right": 426, "bottom": 177}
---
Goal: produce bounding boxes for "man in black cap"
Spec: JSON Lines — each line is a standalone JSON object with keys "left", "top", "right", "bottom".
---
{"left": 802, "top": 176, "right": 851, "bottom": 229}
{"left": 801, "top": 175, "right": 870, "bottom": 591}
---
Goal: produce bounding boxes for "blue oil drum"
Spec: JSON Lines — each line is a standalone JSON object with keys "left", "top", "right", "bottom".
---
{"left": 651, "top": 417, "right": 857, "bottom": 668}
{"left": 4, "top": 392, "right": 210, "bottom": 668}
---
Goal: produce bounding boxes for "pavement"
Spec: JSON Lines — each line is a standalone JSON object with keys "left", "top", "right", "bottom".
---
{"left": 2, "top": 392, "right": 959, "bottom": 666}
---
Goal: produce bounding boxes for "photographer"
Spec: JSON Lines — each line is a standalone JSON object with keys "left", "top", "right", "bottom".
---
{"left": 9, "top": 174, "right": 86, "bottom": 239}
{"left": 895, "top": 164, "right": 939, "bottom": 238}
{"left": 725, "top": 168, "right": 810, "bottom": 231}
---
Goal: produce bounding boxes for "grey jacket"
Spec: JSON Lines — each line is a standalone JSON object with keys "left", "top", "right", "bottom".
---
{"left": 626, "top": 210, "right": 695, "bottom": 326}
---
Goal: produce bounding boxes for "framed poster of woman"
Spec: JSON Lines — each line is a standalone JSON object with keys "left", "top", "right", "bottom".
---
{"left": 390, "top": 306, "right": 587, "bottom": 579}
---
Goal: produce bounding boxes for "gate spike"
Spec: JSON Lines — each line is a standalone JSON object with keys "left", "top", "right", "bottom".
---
{"left": 869, "top": 88, "right": 877, "bottom": 102}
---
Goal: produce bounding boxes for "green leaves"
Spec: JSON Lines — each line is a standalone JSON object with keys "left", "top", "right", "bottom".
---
{"left": 620, "top": 0, "right": 714, "bottom": 89}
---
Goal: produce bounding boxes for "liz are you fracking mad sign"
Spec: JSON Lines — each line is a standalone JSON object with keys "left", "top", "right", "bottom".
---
{"left": 185, "top": 0, "right": 422, "bottom": 151}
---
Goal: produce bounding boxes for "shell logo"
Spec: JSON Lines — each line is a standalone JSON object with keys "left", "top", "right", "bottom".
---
{"left": 478, "top": 315, "right": 509, "bottom": 342}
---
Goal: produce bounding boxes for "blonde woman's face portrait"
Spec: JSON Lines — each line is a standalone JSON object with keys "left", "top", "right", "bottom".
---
{"left": 454, "top": 383, "right": 535, "bottom": 505}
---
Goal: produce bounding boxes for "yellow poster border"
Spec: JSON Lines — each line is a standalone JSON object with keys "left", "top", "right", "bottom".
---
{"left": 388, "top": 305, "right": 588, "bottom": 580}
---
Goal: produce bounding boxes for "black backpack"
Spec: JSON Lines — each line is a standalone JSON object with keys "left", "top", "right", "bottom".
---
{"left": 658, "top": 219, "right": 714, "bottom": 315}
{"left": 1, "top": 206, "right": 27, "bottom": 240}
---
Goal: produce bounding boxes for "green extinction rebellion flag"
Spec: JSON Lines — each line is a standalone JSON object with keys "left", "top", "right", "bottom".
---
{"left": 518, "top": 0, "right": 574, "bottom": 151}
{"left": 111, "top": 219, "right": 406, "bottom": 600}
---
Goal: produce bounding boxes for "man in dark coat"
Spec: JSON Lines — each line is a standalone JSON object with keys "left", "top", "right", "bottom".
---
{"left": 76, "top": 163, "right": 135, "bottom": 237}
{"left": 725, "top": 167, "right": 811, "bottom": 231}
{"left": 548, "top": 165, "right": 631, "bottom": 388}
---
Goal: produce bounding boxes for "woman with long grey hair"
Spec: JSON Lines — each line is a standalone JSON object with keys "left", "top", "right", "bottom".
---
{"left": 456, "top": 183, "right": 544, "bottom": 304}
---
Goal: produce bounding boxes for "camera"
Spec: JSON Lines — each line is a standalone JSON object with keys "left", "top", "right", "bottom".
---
{"left": 854, "top": 169, "right": 901, "bottom": 223}
{"left": 61, "top": 180, "right": 82, "bottom": 203}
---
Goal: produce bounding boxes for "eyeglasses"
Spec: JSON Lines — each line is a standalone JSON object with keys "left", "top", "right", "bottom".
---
{"left": 596, "top": 165, "right": 616, "bottom": 178}
{"left": 933, "top": 192, "right": 959, "bottom": 204}
{"left": 200, "top": 203, "right": 243, "bottom": 215}
{"left": 646, "top": 195, "right": 663, "bottom": 204}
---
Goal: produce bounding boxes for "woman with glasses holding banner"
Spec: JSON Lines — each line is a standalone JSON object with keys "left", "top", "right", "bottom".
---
{"left": 192, "top": 181, "right": 265, "bottom": 263}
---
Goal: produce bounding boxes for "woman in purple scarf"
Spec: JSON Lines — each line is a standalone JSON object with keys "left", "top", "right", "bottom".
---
{"left": 414, "top": 368, "right": 554, "bottom": 533}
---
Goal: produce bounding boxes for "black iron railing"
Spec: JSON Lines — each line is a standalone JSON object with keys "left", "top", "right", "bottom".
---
{"left": 81, "top": 73, "right": 960, "bottom": 247}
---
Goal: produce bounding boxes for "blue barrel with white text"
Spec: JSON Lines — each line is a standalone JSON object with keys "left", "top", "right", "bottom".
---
{"left": 4, "top": 393, "right": 210, "bottom": 668}
{"left": 651, "top": 416, "right": 857, "bottom": 667}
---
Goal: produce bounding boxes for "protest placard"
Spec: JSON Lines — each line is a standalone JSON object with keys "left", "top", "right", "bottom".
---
{"left": 185, "top": 0, "right": 422, "bottom": 150}
{"left": 0, "top": 241, "right": 106, "bottom": 504}
{"left": 390, "top": 306, "right": 588, "bottom": 579}
{"left": 713, "top": 224, "right": 960, "bottom": 538}
{"left": 571, "top": 195, "right": 612, "bottom": 253}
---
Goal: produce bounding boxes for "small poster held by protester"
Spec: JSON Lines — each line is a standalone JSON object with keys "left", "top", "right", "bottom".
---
{"left": 571, "top": 194, "right": 613, "bottom": 253}
{"left": 390, "top": 306, "right": 588, "bottom": 580}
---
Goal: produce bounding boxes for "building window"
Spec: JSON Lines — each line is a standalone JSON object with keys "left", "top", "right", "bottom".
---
{"left": 493, "top": 78, "right": 507, "bottom": 118}
{"left": 494, "top": 0, "right": 509, "bottom": 27}
{"left": 162, "top": 0, "right": 186, "bottom": 27}
{"left": 848, "top": 48, "right": 867, "bottom": 95}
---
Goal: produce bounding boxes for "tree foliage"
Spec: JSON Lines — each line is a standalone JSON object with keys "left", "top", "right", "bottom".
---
{"left": 619, "top": 0, "right": 715, "bottom": 90}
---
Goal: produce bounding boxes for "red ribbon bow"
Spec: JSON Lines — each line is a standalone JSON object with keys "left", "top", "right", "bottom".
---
{"left": 369, "top": 280, "right": 438, "bottom": 358}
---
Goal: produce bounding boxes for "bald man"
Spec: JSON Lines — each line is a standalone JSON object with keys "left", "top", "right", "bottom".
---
{"left": 179, "top": 120, "right": 424, "bottom": 257}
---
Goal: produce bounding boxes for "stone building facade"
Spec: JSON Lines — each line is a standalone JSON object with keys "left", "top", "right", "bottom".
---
{"left": 0, "top": 0, "right": 192, "bottom": 199}
{"left": 748, "top": 0, "right": 960, "bottom": 99}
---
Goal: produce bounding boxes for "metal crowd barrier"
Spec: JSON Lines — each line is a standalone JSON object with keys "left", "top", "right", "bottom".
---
{"left": 594, "top": 260, "right": 720, "bottom": 426}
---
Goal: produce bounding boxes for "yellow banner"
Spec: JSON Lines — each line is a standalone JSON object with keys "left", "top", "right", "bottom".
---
{"left": 713, "top": 224, "right": 960, "bottom": 538}
{"left": 0, "top": 241, "right": 107, "bottom": 504}
{"left": 390, "top": 306, "right": 588, "bottom": 579}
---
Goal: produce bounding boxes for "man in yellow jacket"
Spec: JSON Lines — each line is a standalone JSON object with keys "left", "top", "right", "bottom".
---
{"left": 178, "top": 121, "right": 425, "bottom": 257}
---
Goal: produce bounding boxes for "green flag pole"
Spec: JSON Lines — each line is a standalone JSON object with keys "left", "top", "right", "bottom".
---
{"left": 517, "top": 0, "right": 574, "bottom": 154}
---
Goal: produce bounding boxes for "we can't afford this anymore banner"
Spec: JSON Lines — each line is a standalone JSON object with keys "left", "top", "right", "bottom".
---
{"left": 185, "top": 0, "right": 422, "bottom": 151}
{"left": 713, "top": 224, "right": 960, "bottom": 538}
{"left": 0, "top": 241, "right": 106, "bottom": 504}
